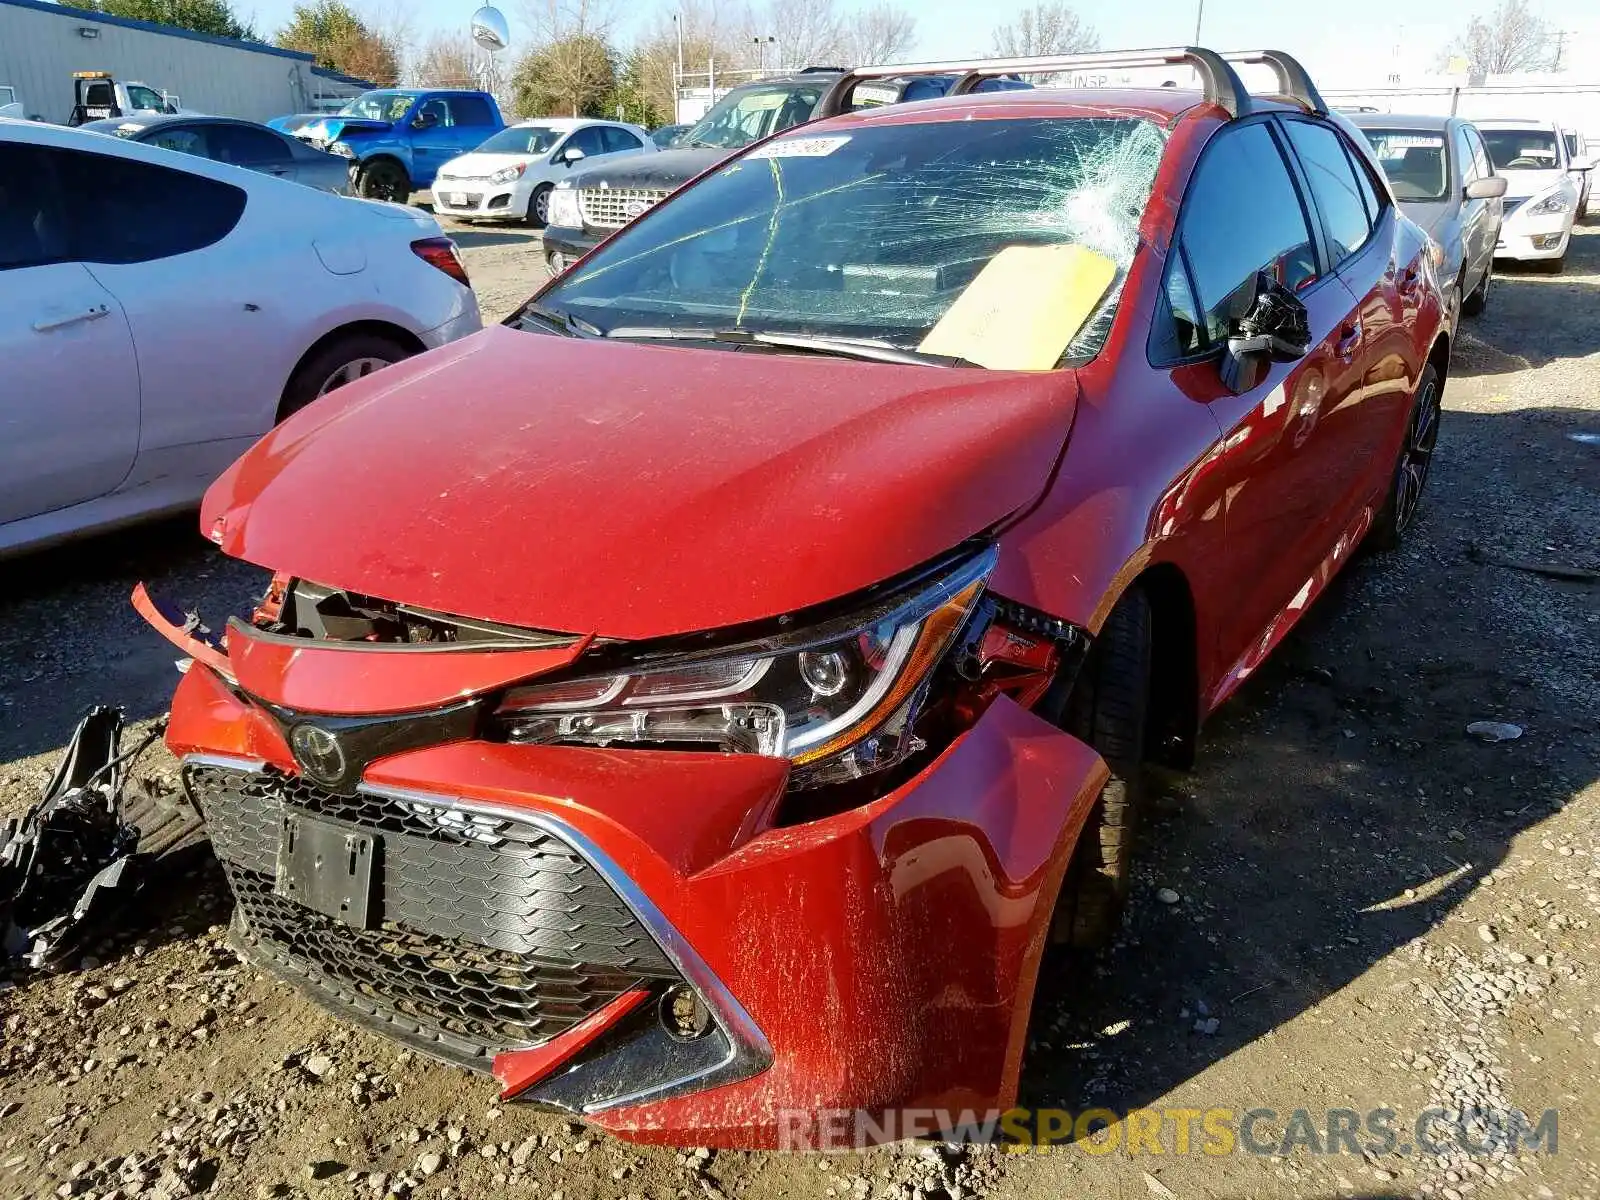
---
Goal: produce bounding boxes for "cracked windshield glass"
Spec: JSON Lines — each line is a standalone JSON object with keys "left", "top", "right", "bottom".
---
{"left": 533, "top": 116, "right": 1166, "bottom": 367}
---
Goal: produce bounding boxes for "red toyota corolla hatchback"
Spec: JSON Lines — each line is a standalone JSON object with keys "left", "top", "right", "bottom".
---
{"left": 140, "top": 49, "right": 1447, "bottom": 1147}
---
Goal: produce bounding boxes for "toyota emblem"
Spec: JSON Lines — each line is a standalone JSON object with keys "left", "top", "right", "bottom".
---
{"left": 290, "top": 723, "right": 347, "bottom": 787}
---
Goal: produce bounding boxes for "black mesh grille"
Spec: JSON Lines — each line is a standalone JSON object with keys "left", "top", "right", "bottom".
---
{"left": 184, "top": 763, "right": 678, "bottom": 1068}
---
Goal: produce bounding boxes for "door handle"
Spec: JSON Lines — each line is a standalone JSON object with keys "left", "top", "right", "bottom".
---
{"left": 1335, "top": 321, "right": 1362, "bottom": 356}
{"left": 33, "top": 304, "right": 110, "bottom": 332}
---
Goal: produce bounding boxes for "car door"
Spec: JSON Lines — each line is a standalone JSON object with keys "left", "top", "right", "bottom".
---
{"left": 1278, "top": 116, "right": 1412, "bottom": 505}
{"left": 444, "top": 94, "right": 497, "bottom": 157}
{"left": 1462, "top": 125, "right": 1502, "bottom": 274}
{"left": 598, "top": 125, "right": 647, "bottom": 162}
{"left": 48, "top": 142, "right": 266, "bottom": 467}
{"left": 209, "top": 122, "right": 301, "bottom": 182}
{"left": 553, "top": 124, "right": 608, "bottom": 174}
{"left": 1161, "top": 118, "right": 1370, "bottom": 689}
{"left": 409, "top": 95, "right": 495, "bottom": 184}
{"left": 0, "top": 142, "right": 140, "bottom": 524}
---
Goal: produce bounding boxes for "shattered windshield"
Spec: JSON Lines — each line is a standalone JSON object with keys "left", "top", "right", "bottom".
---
{"left": 534, "top": 116, "right": 1166, "bottom": 366}
{"left": 475, "top": 125, "right": 564, "bottom": 155}
{"left": 339, "top": 90, "right": 418, "bottom": 122}
{"left": 683, "top": 82, "right": 825, "bottom": 149}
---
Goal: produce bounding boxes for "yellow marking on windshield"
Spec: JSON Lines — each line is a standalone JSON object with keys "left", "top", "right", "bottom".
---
{"left": 736, "top": 157, "right": 785, "bottom": 326}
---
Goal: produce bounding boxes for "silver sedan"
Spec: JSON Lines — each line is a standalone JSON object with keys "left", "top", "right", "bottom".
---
{"left": 80, "top": 114, "right": 352, "bottom": 193}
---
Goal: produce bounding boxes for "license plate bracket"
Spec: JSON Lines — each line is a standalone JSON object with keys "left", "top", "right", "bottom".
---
{"left": 275, "top": 813, "right": 377, "bottom": 929}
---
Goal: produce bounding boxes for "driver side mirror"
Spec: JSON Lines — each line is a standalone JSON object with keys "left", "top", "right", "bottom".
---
{"left": 1219, "top": 272, "right": 1312, "bottom": 396}
{"left": 1465, "top": 175, "right": 1508, "bottom": 200}
{"left": 1571, "top": 156, "right": 1593, "bottom": 173}
{"left": 559, "top": 147, "right": 586, "bottom": 165}
{"left": 411, "top": 111, "right": 438, "bottom": 130}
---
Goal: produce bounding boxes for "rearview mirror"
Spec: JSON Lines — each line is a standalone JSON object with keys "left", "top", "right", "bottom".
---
{"left": 1219, "top": 272, "right": 1312, "bottom": 395}
{"left": 1465, "top": 175, "right": 1508, "bottom": 200}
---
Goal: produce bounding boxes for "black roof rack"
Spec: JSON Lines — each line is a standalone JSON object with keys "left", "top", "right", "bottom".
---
{"left": 814, "top": 46, "right": 1325, "bottom": 121}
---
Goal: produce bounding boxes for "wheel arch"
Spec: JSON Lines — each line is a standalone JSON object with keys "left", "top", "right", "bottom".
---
{"left": 1123, "top": 561, "right": 1200, "bottom": 769}
{"left": 277, "top": 320, "right": 426, "bottom": 422}
{"left": 1427, "top": 329, "right": 1451, "bottom": 386}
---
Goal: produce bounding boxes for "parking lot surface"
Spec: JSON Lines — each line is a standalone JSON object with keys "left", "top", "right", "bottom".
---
{"left": 1, "top": 221, "right": 1596, "bottom": 1200}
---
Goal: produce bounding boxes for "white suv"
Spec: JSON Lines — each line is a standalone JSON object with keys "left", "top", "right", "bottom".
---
{"left": 1477, "top": 118, "right": 1581, "bottom": 272}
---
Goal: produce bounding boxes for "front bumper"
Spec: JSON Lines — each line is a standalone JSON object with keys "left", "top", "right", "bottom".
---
{"left": 1495, "top": 210, "right": 1574, "bottom": 260}
{"left": 433, "top": 179, "right": 532, "bottom": 220}
{"left": 164, "top": 654, "right": 1106, "bottom": 1147}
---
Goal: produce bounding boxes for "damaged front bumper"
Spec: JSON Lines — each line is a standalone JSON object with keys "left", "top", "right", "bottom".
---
{"left": 148, "top": 593, "right": 1107, "bottom": 1148}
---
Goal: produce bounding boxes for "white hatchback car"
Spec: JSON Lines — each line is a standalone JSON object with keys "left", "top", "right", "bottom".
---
{"left": 1477, "top": 118, "right": 1581, "bottom": 272}
{"left": 431, "top": 118, "right": 655, "bottom": 226}
{"left": 0, "top": 118, "right": 481, "bottom": 556}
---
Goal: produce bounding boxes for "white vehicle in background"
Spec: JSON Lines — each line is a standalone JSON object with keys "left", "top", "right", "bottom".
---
{"left": 431, "top": 118, "right": 655, "bottom": 226}
{"left": 0, "top": 118, "right": 481, "bottom": 557}
{"left": 1561, "top": 128, "right": 1592, "bottom": 219}
{"left": 1477, "top": 118, "right": 1581, "bottom": 272}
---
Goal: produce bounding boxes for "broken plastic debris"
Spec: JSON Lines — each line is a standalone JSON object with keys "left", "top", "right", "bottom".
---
{"left": 1466, "top": 721, "right": 1523, "bottom": 743}
{"left": 918, "top": 243, "right": 1117, "bottom": 370}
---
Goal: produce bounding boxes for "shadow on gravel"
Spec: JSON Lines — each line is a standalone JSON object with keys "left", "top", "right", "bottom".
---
{"left": 1021, "top": 402, "right": 1599, "bottom": 1127}
{"left": 1452, "top": 223, "right": 1599, "bottom": 377}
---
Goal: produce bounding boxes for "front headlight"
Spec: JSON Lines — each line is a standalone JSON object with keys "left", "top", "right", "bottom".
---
{"left": 546, "top": 183, "right": 582, "bottom": 228}
{"left": 327, "top": 140, "right": 355, "bottom": 159}
{"left": 1526, "top": 190, "right": 1573, "bottom": 216}
{"left": 495, "top": 547, "right": 996, "bottom": 787}
{"left": 490, "top": 163, "right": 528, "bottom": 184}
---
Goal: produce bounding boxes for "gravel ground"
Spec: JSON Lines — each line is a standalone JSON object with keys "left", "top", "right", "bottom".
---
{"left": 1, "top": 219, "right": 1596, "bottom": 1200}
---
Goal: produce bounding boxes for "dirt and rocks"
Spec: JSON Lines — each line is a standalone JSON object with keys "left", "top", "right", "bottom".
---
{"left": 1, "top": 219, "right": 1597, "bottom": 1200}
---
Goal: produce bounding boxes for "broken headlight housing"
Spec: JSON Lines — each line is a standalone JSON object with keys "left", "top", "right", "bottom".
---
{"left": 495, "top": 546, "right": 996, "bottom": 788}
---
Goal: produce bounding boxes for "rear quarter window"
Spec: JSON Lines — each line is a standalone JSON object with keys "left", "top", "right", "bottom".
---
{"left": 52, "top": 144, "right": 247, "bottom": 264}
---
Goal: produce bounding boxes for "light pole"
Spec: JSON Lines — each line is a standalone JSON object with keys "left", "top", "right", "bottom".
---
{"left": 1192, "top": 0, "right": 1203, "bottom": 45}
{"left": 753, "top": 35, "right": 776, "bottom": 72}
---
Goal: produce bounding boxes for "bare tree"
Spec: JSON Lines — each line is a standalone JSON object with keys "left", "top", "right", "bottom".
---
{"left": 514, "top": 0, "right": 618, "bottom": 116}
{"left": 1442, "top": 0, "right": 1555, "bottom": 78}
{"left": 633, "top": 0, "right": 743, "bottom": 123}
{"left": 839, "top": 2, "right": 916, "bottom": 66}
{"left": 739, "top": 0, "right": 846, "bottom": 69}
{"left": 989, "top": 1, "right": 1098, "bottom": 57}
{"left": 413, "top": 30, "right": 479, "bottom": 87}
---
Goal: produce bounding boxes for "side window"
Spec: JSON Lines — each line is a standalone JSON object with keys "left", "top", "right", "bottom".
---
{"left": 126, "top": 85, "right": 167, "bottom": 112}
{"left": 146, "top": 125, "right": 210, "bottom": 158}
{"left": 449, "top": 95, "right": 494, "bottom": 127}
{"left": 1465, "top": 127, "right": 1494, "bottom": 181}
{"left": 565, "top": 126, "right": 607, "bottom": 157}
{"left": 1162, "top": 253, "right": 1206, "bottom": 358}
{"left": 600, "top": 126, "right": 643, "bottom": 154}
{"left": 1344, "top": 139, "right": 1384, "bottom": 227}
{"left": 1282, "top": 119, "right": 1373, "bottom": 265}
{"left": 0, "top": 144, "right": 71, "bottom": 269}
{"left": 416, "top": 97, "right": 451, "bottom": 127}
{"left": 1175, "top": 121, "right": 1319, "bottom": 345}
{"left": 1454, "top": 126, "right": 1479, "bottom": 184}
{"left": 212, "top": 124, "right": 290, "bottom": 165}
{"left": 51, "top": 145, "right": 246, "bottom": 264}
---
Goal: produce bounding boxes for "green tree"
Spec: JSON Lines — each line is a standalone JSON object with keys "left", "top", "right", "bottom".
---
{"left": 276, "top": 0, "right": 400, "bottom": 85}
{"left": 58, "top": 0, "right": 255, "bottom": 41}
{"left": 605, "top": 51, "right": 662, "bottom": 127}
{"left": 511, "top": 33, "right": 617, "bottom": 118}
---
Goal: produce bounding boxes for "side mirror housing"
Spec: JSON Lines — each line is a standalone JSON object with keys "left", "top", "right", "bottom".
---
{"left": 561, "top": 147, "right": 586, "bottom": 165}
{"left": 1465, "top": 175, "right": 1508, "bottom": 200}
{"left": 1570, "top": 155, "right": 1593, "bottom": 172}
{"left": 1219, "top": 272, "right": 1312, "bottom": 396}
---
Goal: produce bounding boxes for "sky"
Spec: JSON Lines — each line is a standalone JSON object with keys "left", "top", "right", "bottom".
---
{"left": 236, "top": 0, "right": 1600, "bottom": 89}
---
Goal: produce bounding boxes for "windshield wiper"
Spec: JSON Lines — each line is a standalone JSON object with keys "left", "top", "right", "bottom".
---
{"left": 602, "top": 326, "right": 977, "bottom": 368}
{"left": 512, "top": 302, "right": 603, "bottom": 338}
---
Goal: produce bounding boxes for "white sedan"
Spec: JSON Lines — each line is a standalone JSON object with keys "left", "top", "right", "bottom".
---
{"left": 431, "top": 118, "right": 655, "bottom": 226}
{"left": 1478, "top": 118, "right": 1582, "bottom": 272}
{"left": 0, "top": 118, "right": 481, "bottom": 557}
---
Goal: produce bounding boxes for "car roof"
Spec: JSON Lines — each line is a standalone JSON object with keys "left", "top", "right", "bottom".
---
{"left": 84, "top": 113, "right": 261, "bottom": 131}
{"left": 803, "top": 86, "right": 1304, "bottom": 129}
{"left": 1473, "top": 117, "right": 1557, "bottom": 130}
{"left": 1349, "top": 112, "right": 1457, "bottom": 132}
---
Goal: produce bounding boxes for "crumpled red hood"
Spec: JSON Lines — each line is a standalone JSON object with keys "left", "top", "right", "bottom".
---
{"left": 204, "top": 325, "right": 1078, "bottom": 639}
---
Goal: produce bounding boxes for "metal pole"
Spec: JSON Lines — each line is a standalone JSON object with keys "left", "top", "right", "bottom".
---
{"left": 674, "top": 13, "right": 685, "bottom": 124}
{"left": 1193, "top": 0, "right": 1204, "bottom": 45}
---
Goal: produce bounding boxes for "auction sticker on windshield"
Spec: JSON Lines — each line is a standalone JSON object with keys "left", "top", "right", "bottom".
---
{"left": 748, "top": 136, "right": 852, "bottom": 159}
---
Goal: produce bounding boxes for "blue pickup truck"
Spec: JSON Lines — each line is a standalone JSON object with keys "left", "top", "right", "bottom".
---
{"left": 271, "top": 88, "right": 505, "bottom": 202}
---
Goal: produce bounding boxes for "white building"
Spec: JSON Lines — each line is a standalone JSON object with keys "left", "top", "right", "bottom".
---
{"left": 0, "top": 0, "right": 371, "bottom": 124}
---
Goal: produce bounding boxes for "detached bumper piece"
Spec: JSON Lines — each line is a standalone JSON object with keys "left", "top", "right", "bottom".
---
{"left": 183, "top": 760, "right": 758, "bottom": 1110}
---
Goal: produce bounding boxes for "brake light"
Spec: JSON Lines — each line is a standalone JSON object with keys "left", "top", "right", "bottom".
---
{"left": 411, "top": 237, "right": 470, "bottom": 286}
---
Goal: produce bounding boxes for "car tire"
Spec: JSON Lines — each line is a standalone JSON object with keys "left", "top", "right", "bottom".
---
{"left": 1461, "top": 261, "right": 1490, "bottom": 317}
{"left": 355, "top": 159, "right": 411, "bottom": 204}
{"left": 527, "top": 184, "right": 553, "bottom": 228}
{"left": 279, "top": 333, "right": 411, "bottom": 421}
{"left": 1368, "top": 362, "right": 1442, "bottom": 552}
{"left": 1049, "top": 587, "right": 1152, "bottom": 949}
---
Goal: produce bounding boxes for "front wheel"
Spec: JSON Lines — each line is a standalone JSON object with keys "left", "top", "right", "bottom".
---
{"left": 1047, "top": 588, "right": 1152, "bottom": 949}
{"left": 527, "top": 184, "right": 553, "bottom": 227}
{"left": 356, "top": 159, "right": 411, "bottom": 204}
{"left": 1368, "top": 362, "right": 1442, "bottom": 552}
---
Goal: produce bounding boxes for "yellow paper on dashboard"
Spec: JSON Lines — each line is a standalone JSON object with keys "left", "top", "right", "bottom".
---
{"left": 918, "top": 244, "right": 1118, "bottom": 371}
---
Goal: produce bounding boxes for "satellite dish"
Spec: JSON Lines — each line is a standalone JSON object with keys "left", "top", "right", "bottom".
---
{"left": 471, "top": 6, "right": 509, "bottom": 51}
